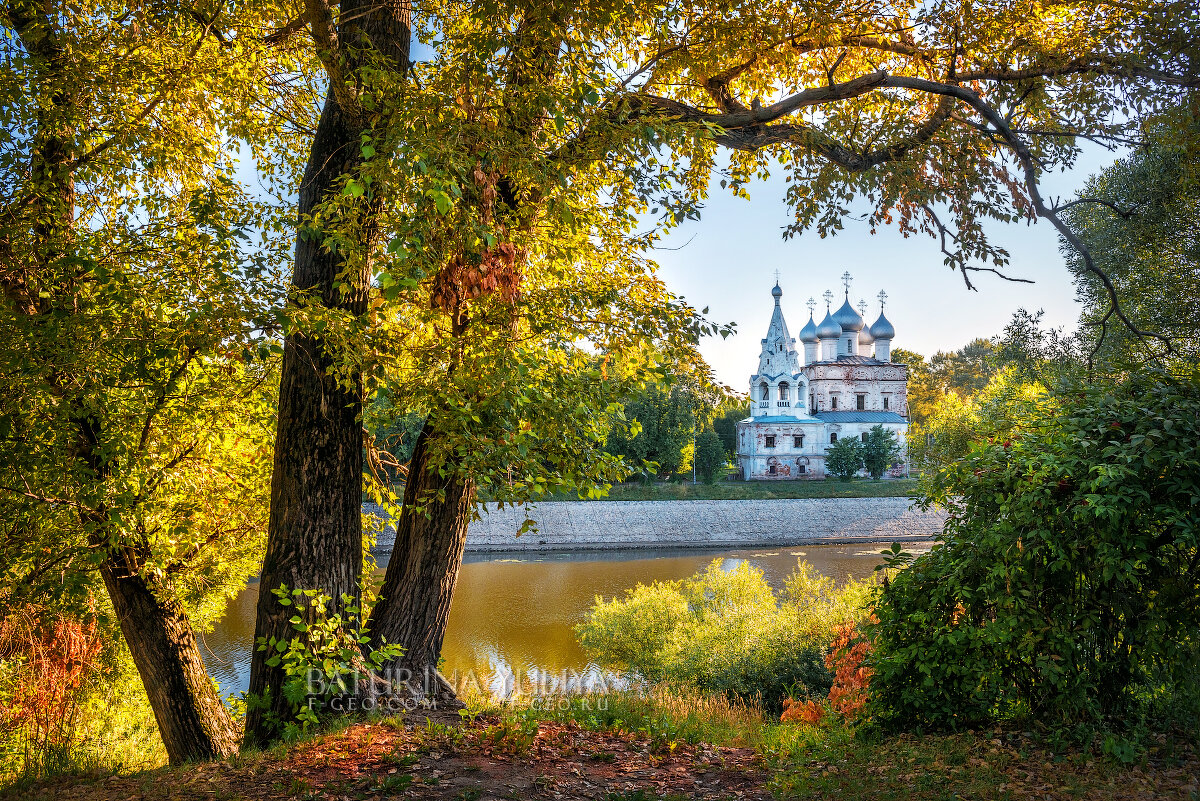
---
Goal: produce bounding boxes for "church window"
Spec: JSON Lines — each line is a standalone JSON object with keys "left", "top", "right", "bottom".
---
{"left": 797, "top": 463, "right": 806, "bottom": 474}
{"left": 760, "top": 382, "right": 769, "bottom": 401}
{"left": 764, "top": 435, "right": 776, "bottom": 448}
{"left": 857, "top": 394, "right": 866, "bottom": 410}
{"left": 779, "top": 382, "right": 790, "bottom": 400}
{"left": 830, "top": 433, "right": 838, "bottom": 443}
{"left": 794, "top": 434, "right": 804, "bottom": 448}
{"left": 861, "top": 432, "right": 869, "bottom": 443}
{"left": 883, "top": 396, "right": 890, "bottom": 410}
{"left": 831, "top": 396, "right": 838, "bottom": 410}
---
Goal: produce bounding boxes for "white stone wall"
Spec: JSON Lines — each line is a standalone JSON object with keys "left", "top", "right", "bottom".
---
{"left": 736, "top": 419, "right": 827, "bottom": 480}
{"left": 804, "top": 362, "right": 909, "bottom": 416}
{"left": 367, "top": 498, "right": 947, "bottom": 553}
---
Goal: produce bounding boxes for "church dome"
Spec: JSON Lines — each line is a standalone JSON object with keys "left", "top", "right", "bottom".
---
{"left": 816, "top": 311, "right": 840, "bottom": 339}
{"left": 771, "top": 282, "right": 783, "bottom": 299}
{"left": 858, "top": 325, "right": 875, "bottom": 346}
{"left": 798, "top": 314, "right": 819, "bottom": 343}
{"left": 832, "top": 298, "right": 864, "bottom": 331}
{"left": 870, "top": 312, "right": 895, "bottom": 339}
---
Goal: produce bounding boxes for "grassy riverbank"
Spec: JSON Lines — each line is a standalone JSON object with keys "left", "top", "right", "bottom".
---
{"left": 529, "top": 477, "right": 920, "bottom": 502}
{"left": 13, "top": 690, "right": 1197, "bottom": 801}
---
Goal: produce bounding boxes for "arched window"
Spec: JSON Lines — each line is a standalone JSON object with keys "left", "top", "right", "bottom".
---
{"left": 778, "top": 382, "right": 790, "bottom": 401}
{"left": 830, "top": 433, "right": 838, "bottom": 443}
{"left": 760, "top": 382, "right": 769, "bottom": 401}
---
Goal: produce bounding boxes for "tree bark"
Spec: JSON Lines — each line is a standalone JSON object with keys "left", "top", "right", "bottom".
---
{"left": 100, "top": 551, "right": 240, "bottom": 762}
{"left": 244, "top": 90, "right": 371, "bottom": 744}
{"left": 367, "top": 426, "right": 475, "bottom": 697}
{"left": 244, "top": 0, "right": 411, "bottom": 745}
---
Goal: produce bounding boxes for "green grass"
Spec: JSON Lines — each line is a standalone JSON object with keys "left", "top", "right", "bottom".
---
{"left": 487, "top": 688, "right": 1196, "bottom": 801}
{"left": 529, "top": 477, "right": 919, "bottom": 502}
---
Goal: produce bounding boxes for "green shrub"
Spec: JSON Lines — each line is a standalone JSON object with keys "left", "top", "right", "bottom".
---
{"left": 824, "top": 438, "right": 863, "bottom": 480}
{"left": 693, "top": 430, "right": 727, "bottom": 484}
{"left": 578, "top": 560, "right": 873, "bottom": 712}
{"left": 870, "top": 370, "right": 1200, "bottom": 734}
{"left": 862, "top": 426, "right": 901, "bottom": 480}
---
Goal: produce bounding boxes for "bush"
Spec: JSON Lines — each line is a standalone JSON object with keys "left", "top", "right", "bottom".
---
{"left": 578, "top": 560, "right": 874, "bottom": 713}
{"left": 693, "top": 430, "right": 727, "bottom": 484}
{"left": 824, "top": 438, "right": 863, "bottom": 480}
{"left": 870, "top": 370, "right": 1200, "bottom": 733}
{"left": 861, "top": 426, "right": 901, "bottom": 480}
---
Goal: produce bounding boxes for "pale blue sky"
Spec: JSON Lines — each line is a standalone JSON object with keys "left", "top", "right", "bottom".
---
{"left": 653, "top": 149, "right": 1115, "bottom": 390}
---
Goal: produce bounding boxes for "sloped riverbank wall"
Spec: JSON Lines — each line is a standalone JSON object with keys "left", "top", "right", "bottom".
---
{"left": 366, "top": 497, "right": 946, "bottom": 553}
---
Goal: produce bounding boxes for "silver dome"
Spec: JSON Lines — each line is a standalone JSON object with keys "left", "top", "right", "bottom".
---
{"left": 798, "top": 314, "right": 819, "bottom": 343}
{"left": 832, "top": 298, "right": 864, "bottom": 331}
{"left": 816, "top": 311, "right": 840, "bottom": 339}
{"left": 858, "top": 325, "right": 875, "bottom": 345}
{"left": 870, "top": 312, "right": 895, "bottom": 339}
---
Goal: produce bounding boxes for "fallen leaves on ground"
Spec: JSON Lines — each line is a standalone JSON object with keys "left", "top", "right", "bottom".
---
{"left": 11, "top": 712, "right": 769, "bottom": 801}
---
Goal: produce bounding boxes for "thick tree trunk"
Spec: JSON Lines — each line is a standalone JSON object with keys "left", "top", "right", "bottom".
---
{"left": 244, "top": 92, "right": 371, "bottom": 743}
{"left": 367, "top": 426, "right": 475, "bottom": 698}
{"left": 100, "top": 551, "right": 239, "bottom": 763}
{"left": 244, "top": 0, "right": 411, "bottom": 745}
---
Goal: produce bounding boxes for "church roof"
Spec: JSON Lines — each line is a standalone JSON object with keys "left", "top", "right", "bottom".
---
{"left": 814, "top": 411, "right": 908, "bottom": 424}
{"left": 807, "top": 355, "right": 885, "bottom": 365}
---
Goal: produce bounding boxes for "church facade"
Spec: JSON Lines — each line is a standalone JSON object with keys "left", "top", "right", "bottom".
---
{"left": 735, "top": 276, "right": 909, "bottom": 480}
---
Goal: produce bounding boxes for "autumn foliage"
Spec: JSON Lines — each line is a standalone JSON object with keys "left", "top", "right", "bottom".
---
{"left": 825, "top": 623, "right": 873, "bottom": 720}
{"left": 781, "top": 621, "right": 874, "bottom": 725}
{"left": 0, "top": 605, "right": 104, "bottom": 776}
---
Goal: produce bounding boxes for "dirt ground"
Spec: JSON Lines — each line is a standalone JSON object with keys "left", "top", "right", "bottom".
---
{"left": 17, "top": 712, "right": 770, "bottom": 801}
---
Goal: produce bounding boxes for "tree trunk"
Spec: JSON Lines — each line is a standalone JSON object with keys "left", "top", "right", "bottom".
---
{"left": 244, "top": 92, "right": 371, "bottom": 743}
{"left": 367, "top": 426, "right": 475, "bottom": 697}
{"left": 100, "top": 551, "right": 239, "bottom": 763}
{"left": 244, "top": 0, "right": 411, "bottom": 745}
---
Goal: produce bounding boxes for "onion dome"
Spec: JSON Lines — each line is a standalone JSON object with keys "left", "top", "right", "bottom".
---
{"left": 816, "top": 311, "right": 840, "bottom": 339}
{"left": 798, "top": 314, "right": 819, "bottom": 343}
{"left": 771, "top": 282, "right": 783, "bottom": 300}
{"left": 870, "top": 312, "right": 895, "bottom": 339}
{"left": 832, "top": 298, "right": 864, "bottom": 332}
{"left": 858, "top": 324, "right": 875, "bottom": 346}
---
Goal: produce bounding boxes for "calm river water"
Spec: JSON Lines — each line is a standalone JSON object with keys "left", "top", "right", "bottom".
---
{"left": 199, "top": 544, "right": 927, "bottom": 699}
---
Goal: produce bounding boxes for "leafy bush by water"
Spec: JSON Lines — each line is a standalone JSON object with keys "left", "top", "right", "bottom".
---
{"left": 870, "top": 370, "right": 1200, "bottom": 736}
{"left": 577, "top": 559, "right": 874, "bottom": 712}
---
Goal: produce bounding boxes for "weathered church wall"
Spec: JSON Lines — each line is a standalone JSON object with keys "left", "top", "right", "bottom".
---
{"left": 367, "top": 497, "right": 946, "bottom": 553}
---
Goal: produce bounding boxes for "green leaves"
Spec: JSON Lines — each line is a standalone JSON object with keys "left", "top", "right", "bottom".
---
{"left": 871, "top": 369, "right": 1200, "bottom": 734}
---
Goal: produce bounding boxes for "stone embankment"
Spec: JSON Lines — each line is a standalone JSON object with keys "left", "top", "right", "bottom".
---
{"left": 366, "top": 497, "right": 946, "bottom": 553}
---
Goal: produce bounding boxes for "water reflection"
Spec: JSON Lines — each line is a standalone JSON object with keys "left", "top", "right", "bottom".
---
{"left": 200, "top": 544, "right": 928, "bottom": 699}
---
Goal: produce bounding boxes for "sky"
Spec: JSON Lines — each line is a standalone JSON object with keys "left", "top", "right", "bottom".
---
{"left": 650, "top": 147, "right": 1118, "bottom": 390}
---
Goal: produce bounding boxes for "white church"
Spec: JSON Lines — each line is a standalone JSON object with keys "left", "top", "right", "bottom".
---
{"left": 735, "top": 274, "right": 909, "bottom": 480}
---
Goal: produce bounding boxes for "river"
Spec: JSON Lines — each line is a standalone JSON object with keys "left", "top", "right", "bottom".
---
{"left": 199, "top": 544, "right": 928, "bottom": 700}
